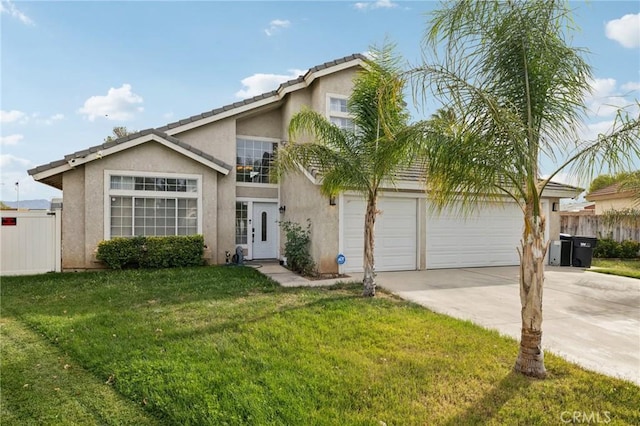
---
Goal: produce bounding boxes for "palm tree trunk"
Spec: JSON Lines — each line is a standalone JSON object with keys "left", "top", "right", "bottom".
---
{"left": 362, "top": 196, "right": 377, "bottom": 297}
{"left": 514, "top": 201, "right": 548, "bottom": 378}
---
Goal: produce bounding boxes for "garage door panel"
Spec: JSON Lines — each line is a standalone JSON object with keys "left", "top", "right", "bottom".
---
{"left": 426, "top": 202, "right": 522, "bottom": 269}
{"left": 343, "top": 196, "right": 417, "bottom": 272}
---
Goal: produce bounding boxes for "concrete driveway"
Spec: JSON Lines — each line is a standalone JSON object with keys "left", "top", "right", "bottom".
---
{"left": 376, "top": 266, "right": 640, "bottom": 385}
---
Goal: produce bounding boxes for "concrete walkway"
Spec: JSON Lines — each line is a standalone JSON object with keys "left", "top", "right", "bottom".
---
{"left": 258, "top": 262, "right": 640, "bottom": 385}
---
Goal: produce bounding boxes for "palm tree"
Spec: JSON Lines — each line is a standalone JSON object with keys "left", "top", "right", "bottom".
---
{"left": 278, "top": 43, "right": 422, "bottom": 297}
{"left": 412, "top": 1, "right": 640, "bottom": 378}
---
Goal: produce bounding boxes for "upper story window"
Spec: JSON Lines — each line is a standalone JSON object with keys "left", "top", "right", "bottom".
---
{"left": 327, "top": 95, "right": 355, "bottom": 132}
{"left": 236, "top": 138, "right": 277, "bottom": 184}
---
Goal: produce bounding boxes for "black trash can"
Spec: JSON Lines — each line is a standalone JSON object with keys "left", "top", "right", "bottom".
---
{"left": 572, "top": 236, "right": 597, "bottom": 268}
{"left": 559, "top": 234, "right": 573, "bottom": 266}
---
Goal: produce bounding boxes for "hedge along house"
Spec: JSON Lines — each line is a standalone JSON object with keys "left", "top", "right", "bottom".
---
{"left": 29, "top": 53, "right": 581, "bottom": 273}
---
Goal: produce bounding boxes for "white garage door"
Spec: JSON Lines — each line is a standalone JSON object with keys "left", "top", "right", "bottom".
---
{"left": 343, "top": 196, "right": 417, "bottom": 272}
{"left": 426, "top": 201, "right": 522, "bottom": 269}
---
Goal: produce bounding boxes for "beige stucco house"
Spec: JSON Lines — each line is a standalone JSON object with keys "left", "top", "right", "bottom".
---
{"left": 586, "top": 183, "right": 638, "bottom": 214}
{"left": 29, "top": 54, "right": 580, "bottom": 274}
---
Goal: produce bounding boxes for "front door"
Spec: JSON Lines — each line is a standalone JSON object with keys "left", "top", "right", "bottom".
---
{"left": 252, "top": 202, "right": 278, "bottom": 259}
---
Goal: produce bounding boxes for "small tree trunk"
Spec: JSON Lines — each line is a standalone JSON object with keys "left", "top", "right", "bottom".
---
{"left": 514, "top": 201, "right": 548, "bottom": 378}
{"left": 362, "top": 195, "right": 378, "bottom": 297}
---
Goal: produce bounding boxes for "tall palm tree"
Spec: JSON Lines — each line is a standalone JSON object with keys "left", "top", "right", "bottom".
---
{"left": 278, "top": 43, "right": 422, "bottom": 297}
{"left": 412, "top": 1, "right": 640, "bottom": 378}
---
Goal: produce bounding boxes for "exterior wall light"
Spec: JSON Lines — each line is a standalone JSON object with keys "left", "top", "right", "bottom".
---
{"left": 279, "top": 205, "right": 286, "bottom": 213}
{"left": 329, "top": 196, "right": 336, "bottom": 206}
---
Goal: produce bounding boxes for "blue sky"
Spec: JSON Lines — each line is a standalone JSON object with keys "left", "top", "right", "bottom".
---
{"left": 1, "top": 0, "right": 639, "bottom": 201}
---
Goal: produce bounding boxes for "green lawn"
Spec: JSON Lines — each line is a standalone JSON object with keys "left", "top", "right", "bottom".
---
{"left": 2, "top": 267, "right": 639, "bottom": 425}
{"left": 590, "top": 259, "right": 640, "bottom": 279}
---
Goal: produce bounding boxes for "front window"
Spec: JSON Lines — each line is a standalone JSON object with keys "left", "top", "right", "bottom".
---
{"left": 236, "top": 138, "right": 277, "bottom": 183}
{"left": 108, "top": 173, "right": 200, "bottom": 238}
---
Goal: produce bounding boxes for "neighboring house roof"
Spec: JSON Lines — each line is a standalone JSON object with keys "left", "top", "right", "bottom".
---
{"left": 559, "top": 201, "right": 596, "bottom": 212}
{"left": 28, "top": 129, "right": 233, "bottom": 190}
{"left": 29, "top": 53, "right": 368, "bottom": 190}
{"left": 585, "top": 183, "right": 635, "bottom": 201}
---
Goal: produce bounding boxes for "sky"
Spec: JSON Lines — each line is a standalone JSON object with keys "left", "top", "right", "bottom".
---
{"left": 1, "top": 0, "right": 639, "bottom": 202}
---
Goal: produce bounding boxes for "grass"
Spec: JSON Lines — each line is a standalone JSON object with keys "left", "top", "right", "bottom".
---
{"left": 2, "top": 266, "right": 639, "bottom": 425}
{"left": 590, "top": 259, "right": 640, "bottom": 279}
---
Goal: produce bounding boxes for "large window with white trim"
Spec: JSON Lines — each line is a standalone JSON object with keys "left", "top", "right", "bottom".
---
{"left": 107, "top": 173, "right": 200, "bottom": 238}
{"left": 236, "top": 138, "right": 277, "bottom": 183}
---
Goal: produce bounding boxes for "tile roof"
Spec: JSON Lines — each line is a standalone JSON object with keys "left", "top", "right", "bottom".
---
{"left": 28, "top": 129, "right": 232, "bottom": 177}
{"left": 157, "top": 53, "right": 367, "bottom": 132}
{"left": 585, "top": 183, "right": 634, "bottom": 199}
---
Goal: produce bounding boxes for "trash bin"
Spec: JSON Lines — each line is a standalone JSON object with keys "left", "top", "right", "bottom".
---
{"left": 572, "top": 236, "right": 597, "bottom": 268}
{"left": 559, "top": 234, "right": 573, "bottom": 266}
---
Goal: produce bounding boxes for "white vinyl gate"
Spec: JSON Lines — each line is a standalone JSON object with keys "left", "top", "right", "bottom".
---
{"left": 1, "top": 210, "right": 61, "bottom": 276}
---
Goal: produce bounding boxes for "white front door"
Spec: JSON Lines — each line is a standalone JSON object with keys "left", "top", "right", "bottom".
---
{"left": 252, "top": 202, "right": 278, "bottom": 259}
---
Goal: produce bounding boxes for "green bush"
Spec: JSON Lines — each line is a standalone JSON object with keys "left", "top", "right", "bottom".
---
{"left": 619, "top": 240, "right": 640, "bottom": 259}
{"left": 96, "top": 236, "right": 145, "bottom": 269}
{"left": 279, "top": 219, "right": 316, "bottom": 276}
{"left": 593, "top": 236, "right": 640, "bottom": 259}
{"left": 97, "top": 235, "right": 205, "bottom": 269}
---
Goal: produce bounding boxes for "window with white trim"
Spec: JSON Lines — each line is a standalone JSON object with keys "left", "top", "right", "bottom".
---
{"left": 108, "top": 173, "right": 200, "bottom": 237}
{"left": 236, "top": 138, "right": 277, "bottom": 183}
{"left": 328, "top": 95, "right": 355, "bottom": 132}
{"left": 235, "top": 201, "right": 248, "bottom": 244}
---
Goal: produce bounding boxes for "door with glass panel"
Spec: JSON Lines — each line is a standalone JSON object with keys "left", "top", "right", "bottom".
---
{"left": 251, "top": 202, "right": 278, "bottom": 259}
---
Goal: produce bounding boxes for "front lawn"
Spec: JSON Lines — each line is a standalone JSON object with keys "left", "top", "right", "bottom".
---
{"left": 2, "top": 267, "right": 639, "bottom": 425}
{"left": 590, "top": 259, "right": 640, "bottom": 279}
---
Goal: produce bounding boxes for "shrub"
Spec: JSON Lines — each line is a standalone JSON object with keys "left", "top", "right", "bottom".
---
{"left": 96, "top": 236, "right": 145, "bottom": 269}
{"left": 279, "top": 219, "right": 316, "bottom": 276}
{"left": 593, "top": 237, "right": 619, "bottom": 259}
{"left": 593, "top": 236, "right": 640, "bottom": 259}
{"left": 619, "top": 240, "right": 640, "bottom": 259}
{"left": 97, "top": 235, "right": 205, "bottom": 269}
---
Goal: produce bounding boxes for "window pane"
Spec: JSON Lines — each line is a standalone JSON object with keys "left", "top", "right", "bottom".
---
{"left": 330, "top": 97, "right": 348, "bottom": 113}
{"left": 235, "top": 201, "right": 248, "bottom": 244}
{"left": 236, "top": 139, "right": 276, "bottom": 183}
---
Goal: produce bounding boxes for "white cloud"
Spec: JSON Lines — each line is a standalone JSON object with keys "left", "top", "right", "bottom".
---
{"left": 579, "top": 119, "right": 616, "bottom": 142}
{"left": 0, "top": 153, "right": 31, "bottom": 168}
{"left": 235, "top": 69, "right": 306, "bottom": 99}
{"left": 584, "top": 77, "right": 639, "bottom": 117}
{"left": 0, "top": 0, "right": 34, "bottom": 25}
{"left": 0, "top": 109, "right": 26, "bottom": 123}
{"left": 162, "top": 112, "right": 174, "bottom": 119}
{"left": 264, "top": 19, "right": 290, "bottom": 36}
{"left": 354, "top": 0, "right": 398, "bottom": 11}
{"left": 37, "top": 113, "right": 65, "bottom": 125}
{"left": 0, "top": 134, "right": 23, "bottom": 145}
{"left": 605, "top": 13, "right": 640, "bottom": 48}
{"left": 621, "top": 81, "right": 640, "bottom": 92}
{"left": 78, "top": 84, "right": 144, "bottom": 121}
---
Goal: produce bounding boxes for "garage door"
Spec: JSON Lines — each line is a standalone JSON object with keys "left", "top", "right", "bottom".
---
{"left": 343, "top": 196, "right": 417, "bottom": 272}
{"left": 426, "top": 201, "right": 522, "bottom": 269}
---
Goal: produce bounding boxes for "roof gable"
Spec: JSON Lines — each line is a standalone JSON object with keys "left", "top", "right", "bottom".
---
{"left": 29, "top": 53, "right": 367, "bottom": 190}
{"left": 158, "top": 53, "right": 367, "bottom": 135}
{"left": 28, "top": 129, "right": 232, "bottom": 189}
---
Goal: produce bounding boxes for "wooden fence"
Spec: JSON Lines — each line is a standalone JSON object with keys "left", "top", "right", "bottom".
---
{"left": 560, "top": 213, "right": 640, "bottom": 242}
